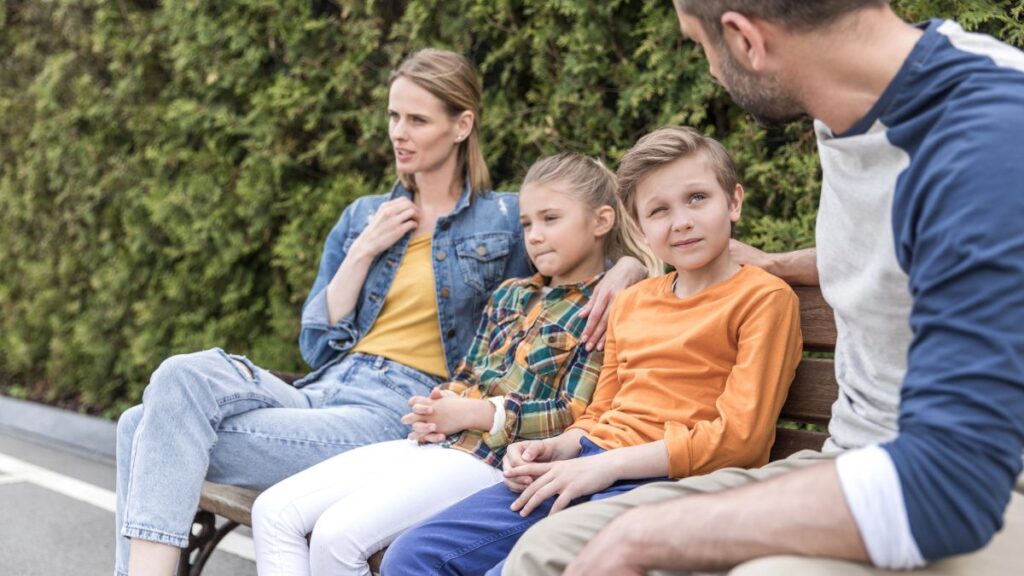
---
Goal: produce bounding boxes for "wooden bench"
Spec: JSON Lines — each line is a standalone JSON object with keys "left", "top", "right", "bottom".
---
{"left": 178, "top": 285, "right": 838, "bottom": 576}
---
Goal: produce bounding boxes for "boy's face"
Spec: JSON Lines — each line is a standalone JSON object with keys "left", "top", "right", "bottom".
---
{"left": 634, "top": 154, "right": 741, "bottom": 274}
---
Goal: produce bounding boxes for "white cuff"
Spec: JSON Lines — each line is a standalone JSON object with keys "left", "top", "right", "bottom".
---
{"left": 487, "top": 396, "right": 506, "bottom": 437}
{"left": 835, "top": 445, "right": 926, "bottom": 570}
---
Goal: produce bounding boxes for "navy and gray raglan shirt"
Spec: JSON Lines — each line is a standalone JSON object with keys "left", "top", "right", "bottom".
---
{"left": 816, "top": 20, "right": 1024, "bottom": 568}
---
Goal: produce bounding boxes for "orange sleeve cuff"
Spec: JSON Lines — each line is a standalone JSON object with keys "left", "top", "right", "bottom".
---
{"left": 664, "top": 421, "right": 693, "bottom": 479}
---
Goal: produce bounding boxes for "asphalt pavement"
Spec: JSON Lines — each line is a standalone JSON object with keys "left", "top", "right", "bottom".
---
{"left": 0, "top": 396, "right": 256, "bottom": 576}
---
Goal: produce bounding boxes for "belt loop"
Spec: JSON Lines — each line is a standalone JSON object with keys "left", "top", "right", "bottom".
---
{"left": 372, "top": 354, "right": 386, "bottom": 370}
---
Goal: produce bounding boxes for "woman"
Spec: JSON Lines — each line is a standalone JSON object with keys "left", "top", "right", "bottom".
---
{"left": 113, "top": 49, "right": 644, "bottom": 575}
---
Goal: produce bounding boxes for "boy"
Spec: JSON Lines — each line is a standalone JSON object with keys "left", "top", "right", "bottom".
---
{"left": 381, "top": 127, "right": 803, "bottom": 575}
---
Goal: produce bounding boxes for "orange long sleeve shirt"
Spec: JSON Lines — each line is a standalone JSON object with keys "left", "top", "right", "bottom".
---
{"left": 568, "top": 265, "right": 802, "bottom": 479}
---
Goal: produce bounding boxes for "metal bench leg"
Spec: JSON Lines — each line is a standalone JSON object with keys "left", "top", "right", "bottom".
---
{"left": 177, "top": 510, "right": 239, "bottom": 576}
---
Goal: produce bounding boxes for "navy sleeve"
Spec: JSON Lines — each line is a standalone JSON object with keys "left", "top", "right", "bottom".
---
{"left": 885, "top": 90, "right": 1024, "bottom": 559}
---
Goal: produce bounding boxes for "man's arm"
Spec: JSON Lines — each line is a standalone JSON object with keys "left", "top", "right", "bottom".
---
{"left": 565, "top": 462, "right": 867, "bottom": 575}
{"left": 730, "top": 240, "right": 818, "bottom": 286}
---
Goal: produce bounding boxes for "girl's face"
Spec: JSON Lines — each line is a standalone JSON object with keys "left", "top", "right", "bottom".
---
{"left": 388, "top": 77, "right": 472, "bottom": 181}
{"left": 519, "top": 182, "right": 614, "bottom": 286}
{"left": 634, "top": 154, "right": 742, "bottom": 277}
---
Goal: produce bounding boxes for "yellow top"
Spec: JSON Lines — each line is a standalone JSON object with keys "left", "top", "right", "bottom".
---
{"left": 352, "top": 235, "right": 449, "bottom": 378}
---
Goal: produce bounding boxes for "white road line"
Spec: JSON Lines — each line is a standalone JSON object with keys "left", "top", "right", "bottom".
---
{"left": 0, "top": 452, "right": 256, "bottom": 562}
{"left": 0, "top": 473, "right": 30, "bottom": 486}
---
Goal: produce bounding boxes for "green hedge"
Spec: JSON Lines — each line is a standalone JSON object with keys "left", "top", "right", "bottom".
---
{"left": 1, "top": 0, "right": 1021, "bottom": 416}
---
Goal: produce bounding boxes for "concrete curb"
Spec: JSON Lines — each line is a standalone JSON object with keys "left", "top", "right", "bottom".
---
{"left": 0, "top": 395, "right": 116, "bottom": 463}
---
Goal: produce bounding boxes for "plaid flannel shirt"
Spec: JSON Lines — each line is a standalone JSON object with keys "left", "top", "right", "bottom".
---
{"left": 442, "top": 273, "right": 604, "bottom": 467}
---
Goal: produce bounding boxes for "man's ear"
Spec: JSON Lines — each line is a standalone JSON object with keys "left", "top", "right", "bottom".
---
{"left": 720, "top": 11, "right": 769, "bottom": 72}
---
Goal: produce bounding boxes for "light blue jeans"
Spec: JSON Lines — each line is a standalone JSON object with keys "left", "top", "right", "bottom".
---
{"left": 113, "top": 348, "right": 441, "bottom": 575}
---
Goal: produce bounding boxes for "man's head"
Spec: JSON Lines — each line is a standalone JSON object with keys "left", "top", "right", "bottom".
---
{"left": 673, "top": 1, "right": 890, "bottom": 126}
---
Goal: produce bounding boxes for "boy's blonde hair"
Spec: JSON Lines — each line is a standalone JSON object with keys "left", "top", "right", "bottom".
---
{"left": 617, "top": 126, "right": 740, "bottom": 224}
{"left": 523, "top": 153, "right": 661, "bottom": 276}
{"left": 389, "top": 49, "right": 491, "bottom": 196}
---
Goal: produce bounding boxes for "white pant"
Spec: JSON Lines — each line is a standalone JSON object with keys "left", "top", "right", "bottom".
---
{"left": 252, "top": 439, "right": 504, "bottom": 576}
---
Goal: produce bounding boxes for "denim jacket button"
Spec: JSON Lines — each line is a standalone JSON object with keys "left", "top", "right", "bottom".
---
{"left": 440, "top": 287, "right": 450, "bottom": 298}
{"left": 440, "top": 220, "right": 450, "bottom": 230}
{"left": 435, "top": 250, "right": 447, "bottom": 261}
{"left": 446, "top": 328, "right": 456, "bottom": 338}
{"left": 476, "top": 245, "right": 487, "bottom": 256}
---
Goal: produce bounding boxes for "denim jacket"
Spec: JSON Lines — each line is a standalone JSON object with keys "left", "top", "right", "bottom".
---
{"left": 295, "top": 180, "right": 531, "bottom": 386}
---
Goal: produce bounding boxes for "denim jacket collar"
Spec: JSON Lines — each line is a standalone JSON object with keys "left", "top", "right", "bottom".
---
{"left": 386, "top": 177, "right": 475, "bottom": 218}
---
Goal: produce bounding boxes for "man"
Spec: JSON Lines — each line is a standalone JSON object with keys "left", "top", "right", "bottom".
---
{"left": 502, "top": 1, "right": 1024, "bottom": 574}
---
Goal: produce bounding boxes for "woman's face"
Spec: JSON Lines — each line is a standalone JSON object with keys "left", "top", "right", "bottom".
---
{"left": 388, "top": 77, "right": 470, "bottom": 181}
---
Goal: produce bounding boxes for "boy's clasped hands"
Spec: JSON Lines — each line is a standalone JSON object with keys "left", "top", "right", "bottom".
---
{"left": 502, "top": 430, "right": 622, "bottom": 517}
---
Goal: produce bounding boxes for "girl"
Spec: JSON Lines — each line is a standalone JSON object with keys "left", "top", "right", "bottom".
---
{"left": 114, "top": 50, "right": 645, "bottom": 576}
{"left": 250, "top": 153, "right": 658, "bottom": 576}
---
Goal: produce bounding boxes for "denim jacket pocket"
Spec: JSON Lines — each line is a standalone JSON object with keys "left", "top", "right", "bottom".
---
{"left": 524, "top": 326, "right": 578, "bottom": 379}
{"left": 455, "top": 234, "right": 512, "bottom": 293}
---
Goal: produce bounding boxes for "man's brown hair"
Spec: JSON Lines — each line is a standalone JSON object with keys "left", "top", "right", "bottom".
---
{"left": 675, "top": 0, "right": 890, "bottom": 40}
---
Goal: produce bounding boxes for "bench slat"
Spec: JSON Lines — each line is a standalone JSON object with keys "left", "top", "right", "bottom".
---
{"left": 770, "top": 427, "right": 829, "bottom": 460}
{"left": 795, "top": 286, "right": 837, "bottom": 352}
{"left": 198, "top": 483, "right": 259, "bottom": 526}
{"left": 778, "top": 358, "right": 837, "bottom": 425}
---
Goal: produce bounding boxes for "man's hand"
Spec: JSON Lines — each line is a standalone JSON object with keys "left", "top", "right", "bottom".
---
{"left": 579, "top": 256, "right": 646, "bottom": 351}
{"left": 729, "top": 240, "right": 819, "bottom": 286}
{"left": 564, "top": 506, "right": 651, "bottom": 576}
{"left": 401, "top": 388, "right": 494, "bottom": 443}
{"left": 729, "top": 239, "right": 770, "bottom": 269}
{"left": 509, "top": 453, "right": 620, "bottom": 516}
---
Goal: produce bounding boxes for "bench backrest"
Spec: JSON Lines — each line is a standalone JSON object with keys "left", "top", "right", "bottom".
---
{"left": 769, "top": 286, "right": 837, "bottom": 460}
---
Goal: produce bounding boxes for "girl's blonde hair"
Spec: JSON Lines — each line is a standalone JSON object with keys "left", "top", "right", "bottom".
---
{"left": 522, "top": 153, "right": 661, "bottom": 277}
{"left": 389, "top": 49, "right": 491, "bottom": 196}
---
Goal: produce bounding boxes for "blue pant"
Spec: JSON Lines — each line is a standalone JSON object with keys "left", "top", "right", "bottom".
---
{"left": 382, "top": 438, "right": 667, "bottom": 576}
{"left": 114, "top": 348, "right": 441, "bottom": 575}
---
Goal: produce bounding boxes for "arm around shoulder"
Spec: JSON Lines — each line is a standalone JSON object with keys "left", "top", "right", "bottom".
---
{"left": 730, "top": 240, "right": 818, "bottom": 286}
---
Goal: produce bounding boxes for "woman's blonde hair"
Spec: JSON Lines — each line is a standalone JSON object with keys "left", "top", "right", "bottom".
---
{"left": 389, "top": 49, "right": 491, "bottom": 196}
{"left": 522, "top": 153, "right": 661, "bottom": 277}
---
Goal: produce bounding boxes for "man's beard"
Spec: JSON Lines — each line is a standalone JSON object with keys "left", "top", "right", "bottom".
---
{"left": 716, "top": 44, "right": 806, "bottom": 127}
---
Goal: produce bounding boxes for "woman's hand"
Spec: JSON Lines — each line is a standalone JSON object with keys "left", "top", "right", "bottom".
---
{"left": 508, "top": 453, "right": 620, "bottom": 516}
{"left": 348, "top": 197, "right": 421, "bottom": 261}
{"left": 402, "top": 388, "right": 494, "bottom": 443}
{"left": 578, "top": 256, "right": 646, "bottom": 351}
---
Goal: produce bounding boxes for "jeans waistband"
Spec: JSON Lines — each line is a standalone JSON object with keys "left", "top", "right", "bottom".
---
{"left": 345, "top": 352, "right": 445, "bottom": 387}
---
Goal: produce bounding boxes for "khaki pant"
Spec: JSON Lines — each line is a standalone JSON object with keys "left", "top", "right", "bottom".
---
{"left": 503, "top": 451, "right": 1024, "bottom": 576}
